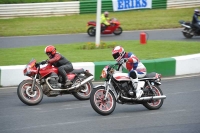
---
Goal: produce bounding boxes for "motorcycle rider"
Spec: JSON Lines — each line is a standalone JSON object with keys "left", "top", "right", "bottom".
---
{"left": 112, "top": 46, "right": 147, "bottom": 99}
{"left": 101, "top": 11, "right": 111, "bottom": 32}
{"left": 44, "top": 45, "right": 73, "bottom": 88}
{"left": 192, "top": 9, "right": 200, "bottom": 34}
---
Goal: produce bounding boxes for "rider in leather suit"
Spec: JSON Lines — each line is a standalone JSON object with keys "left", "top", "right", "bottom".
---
{"left": 44, "top": 45, "right": 73, "bottom": 88}
{"left": 192, "top": 9, "right": 200, "bottom": 34}
{"left": 112, "top": 46, "right": 147, "bottom": 99}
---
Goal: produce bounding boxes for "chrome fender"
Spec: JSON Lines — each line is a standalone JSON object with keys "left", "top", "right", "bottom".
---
{"left": 93, "top": 85, "right": 105, "bottom": 89}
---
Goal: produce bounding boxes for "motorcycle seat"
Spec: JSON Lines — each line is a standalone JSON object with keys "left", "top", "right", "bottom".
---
{"left": 70, "top": 68, "right": 84, "bottom": 74}
{"left": 143, "top": 72, "right": 157, "bottom": 78}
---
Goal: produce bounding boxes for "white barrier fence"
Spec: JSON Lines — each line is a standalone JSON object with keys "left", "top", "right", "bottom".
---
{"left": 173, "top": 54, "right": 200, "bottom": 75}
{"left": 1, "top": 54, "right": 200, "bottom": 87}
{"left": 0, "top": 2, "right": 79, "bottom": 18}
{"left": 0, "top": 1, "right": 199, "bottom": 18}
{"left": 0, "top": 62, "right": 94, "bottom": 87}
{"left": 167, "top": 0, "right": 200, "bottom": 9}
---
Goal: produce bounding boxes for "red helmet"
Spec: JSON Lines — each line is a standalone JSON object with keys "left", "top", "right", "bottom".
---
{"left": 44, "top": 45, "right": 56, "bottom": 58}
{"left": 112, "top": 46, "right": 125, "bottom": 63}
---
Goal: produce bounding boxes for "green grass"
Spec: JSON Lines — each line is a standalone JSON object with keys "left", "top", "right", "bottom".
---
{"left": 0, "top": 7, "right": 199, "bottom": 36}
{"left": 0, "top": 40, "right": 200, "bottom": 66}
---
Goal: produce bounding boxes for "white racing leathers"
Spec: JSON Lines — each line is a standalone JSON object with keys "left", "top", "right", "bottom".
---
{"left": 118, "top": 52, "right": 147, "bottom": 98}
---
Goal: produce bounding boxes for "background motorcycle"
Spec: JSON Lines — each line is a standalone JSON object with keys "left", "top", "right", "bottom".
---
{"left": 179, "top": 20, "right": 200, "bottom": 38}
{"left": 87, "top": 18, "right": 123, "bottom": 36}
{"left": 17, "top": 59, "right": 94, "bottom": 106}
{"left": 90, "top": 63, "right": 166, "bottom": 116}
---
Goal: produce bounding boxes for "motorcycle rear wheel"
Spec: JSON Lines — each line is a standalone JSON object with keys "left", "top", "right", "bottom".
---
{"left": 143, "top": 85, "right": 164, "bottom": 110}
{"left": 90, "top": 86, "right": 116, "bottom": 116}
{"left": 72, "top": 76, "right": 93, "bottom": 100}
{"left": 183, "top": 32, "right": 193, "bottom": 38}
{"left": 17, "top": 80, "right": 43, "bottom": 106}
{"left": 113, "top": 27, "right": 123, "bottom": 35}
{"left": 87, "top": 27, "right": 95, "bottom": 36}
{"left": 182, "top": 28, "right": 193, "bottom": 38}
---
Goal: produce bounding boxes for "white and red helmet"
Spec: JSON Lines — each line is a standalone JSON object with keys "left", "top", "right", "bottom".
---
{"left": 112, "top": 46, "right": 125, "bottom": 63}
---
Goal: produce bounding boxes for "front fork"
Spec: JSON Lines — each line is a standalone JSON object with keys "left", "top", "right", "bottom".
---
{"left": 31, "top": 74, "right": 37, "bottom": 91}
{"left": 103, "top": 79, "right": 118, "bottom": 101}
{"left": 31, "top": 67, "right": 39, "bottom": 92}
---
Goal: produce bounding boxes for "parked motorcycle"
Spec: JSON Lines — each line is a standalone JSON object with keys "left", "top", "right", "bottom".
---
{"left": 179, "top": 20, "right": 200, "bottom": 38}
{"left": 87, "top": 18, "right": 123, "bottom": 36}
{"left": 17, "top": 59, "right": 94, "bottom": 106}
{"left": 90, "top": 63, "right": 166, "bottom": 115}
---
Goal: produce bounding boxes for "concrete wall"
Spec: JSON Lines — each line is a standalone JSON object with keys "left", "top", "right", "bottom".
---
{"left": 0, "top": 54, "right": 200, "bottom": 87}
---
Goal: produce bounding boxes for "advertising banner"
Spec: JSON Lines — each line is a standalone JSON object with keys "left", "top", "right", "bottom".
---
{"left": 112, "top": 0, "right": 152, "bottom": 11}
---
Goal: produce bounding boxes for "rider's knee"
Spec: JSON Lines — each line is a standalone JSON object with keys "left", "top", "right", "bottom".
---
{"left": 129, "top": 70, "right": 137, "bottom": 79}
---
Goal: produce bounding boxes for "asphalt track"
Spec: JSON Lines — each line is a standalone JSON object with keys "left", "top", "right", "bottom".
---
{"left": 0, "top": 29, "right": 200, "bottom": 133}
{"left": 0, "top": 74, "right": 200, "bottom": 133}
{"left": 0, "top": 28, "right": 199, "bottom": 48}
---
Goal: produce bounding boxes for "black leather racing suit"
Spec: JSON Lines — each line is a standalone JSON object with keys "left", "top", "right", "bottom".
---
{"left": 192, "top": 13, "right": 200, "bottom": 33}
{"left": 47, "top": 53, "right": 73, "bottom": 84}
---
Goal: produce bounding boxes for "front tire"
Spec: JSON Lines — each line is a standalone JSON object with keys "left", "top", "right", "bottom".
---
{"left": 90, "top": 86, "right": 116, "bottom": 116}
{"left": 113, "top": 27, "right": 123, "bottom": 35}
{"left": 143, "top": 85, "right": 164, "bottom": 110}
{"left": 17, "top": 80, "right": 43, "bottom": 106}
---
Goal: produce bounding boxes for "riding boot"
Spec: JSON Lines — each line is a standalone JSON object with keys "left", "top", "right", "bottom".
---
{"left": 129, "top": 78, "right": 138, "bottom": 96}
{"left": 135, "top": 85, "right": 143, "bottom": 99}
{"left": 130, "top": 78, "right": 143, "bottom": 98}
{"left": 61, "top": 80, "right": 72, "bottom": 89}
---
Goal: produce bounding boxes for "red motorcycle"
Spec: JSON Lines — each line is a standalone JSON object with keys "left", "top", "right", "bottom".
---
{"left": 87, "top": 18, "right": 123, "bottom": 36}
{"left": 17, "top": 59, "right": 94, "bottom": 106}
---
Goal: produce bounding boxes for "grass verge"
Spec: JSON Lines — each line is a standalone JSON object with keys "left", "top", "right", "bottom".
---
{"left": 0, "top": 40, "right": 200, "bottom": 66}
{"left": 0, "top": 7, "right": 199, "bottom": 36}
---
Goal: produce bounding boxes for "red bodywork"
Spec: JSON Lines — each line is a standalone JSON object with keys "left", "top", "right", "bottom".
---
{"left": 87, "top": 18, "right": 121, "bottom": 34}
{"left": 24, "top": 59, "right": 76, "bottom": 80}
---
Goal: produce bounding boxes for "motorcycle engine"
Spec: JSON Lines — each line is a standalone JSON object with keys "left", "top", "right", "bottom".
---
{"left": 121, "top": 82, "right": 132, "bottom": 96}
{"left": 48, "top": 73, "right": 59, "bottom": 89}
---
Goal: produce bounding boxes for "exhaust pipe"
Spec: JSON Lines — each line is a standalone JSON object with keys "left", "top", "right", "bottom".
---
{"left": 121, "top": 95, "right": 166, "bottom": 101}
{"left": 181, "top": 24, "right": 191, "bottom": 28}
{"left": 46, "top": 76, "right": 94, "bottom": 91}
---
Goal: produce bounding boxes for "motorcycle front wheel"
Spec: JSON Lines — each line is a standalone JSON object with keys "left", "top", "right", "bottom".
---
{"left": 90, "top": 86, "right": 116, "bottom": 116}
{"left": 17, "top": 80, "right": 43, "bottom": 106}
{"left": 143, "top": 84, "right": 164, "bottom": 110}
{"left": 113, "top": 27, "right": 123, "bottom": 35}
{"left": 87, "top": 27, "right": 96, "bottom": 36}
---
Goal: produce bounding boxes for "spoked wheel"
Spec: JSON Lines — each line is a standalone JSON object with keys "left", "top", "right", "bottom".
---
{"left": 72, "top": 76, "right": 93, "bottom": 100}
{"left": 113, "top": 27, "right": 123, "bottom": 35}
{"left": 87, "top": 27, "right": 96, "bottom": 36}
{"left": 143, "top": 85, "right": 164, "bottom": 110}
{"left": 90, "top": 86, "right": 116, "bottom": 116}
{"left": 17, "top": 80, "right": 43, "bottom": 106}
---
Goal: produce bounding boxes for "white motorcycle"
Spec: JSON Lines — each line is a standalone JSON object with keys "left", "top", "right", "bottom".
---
{"left": 90, "top": 63, "right": 166, "bottom": 115}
